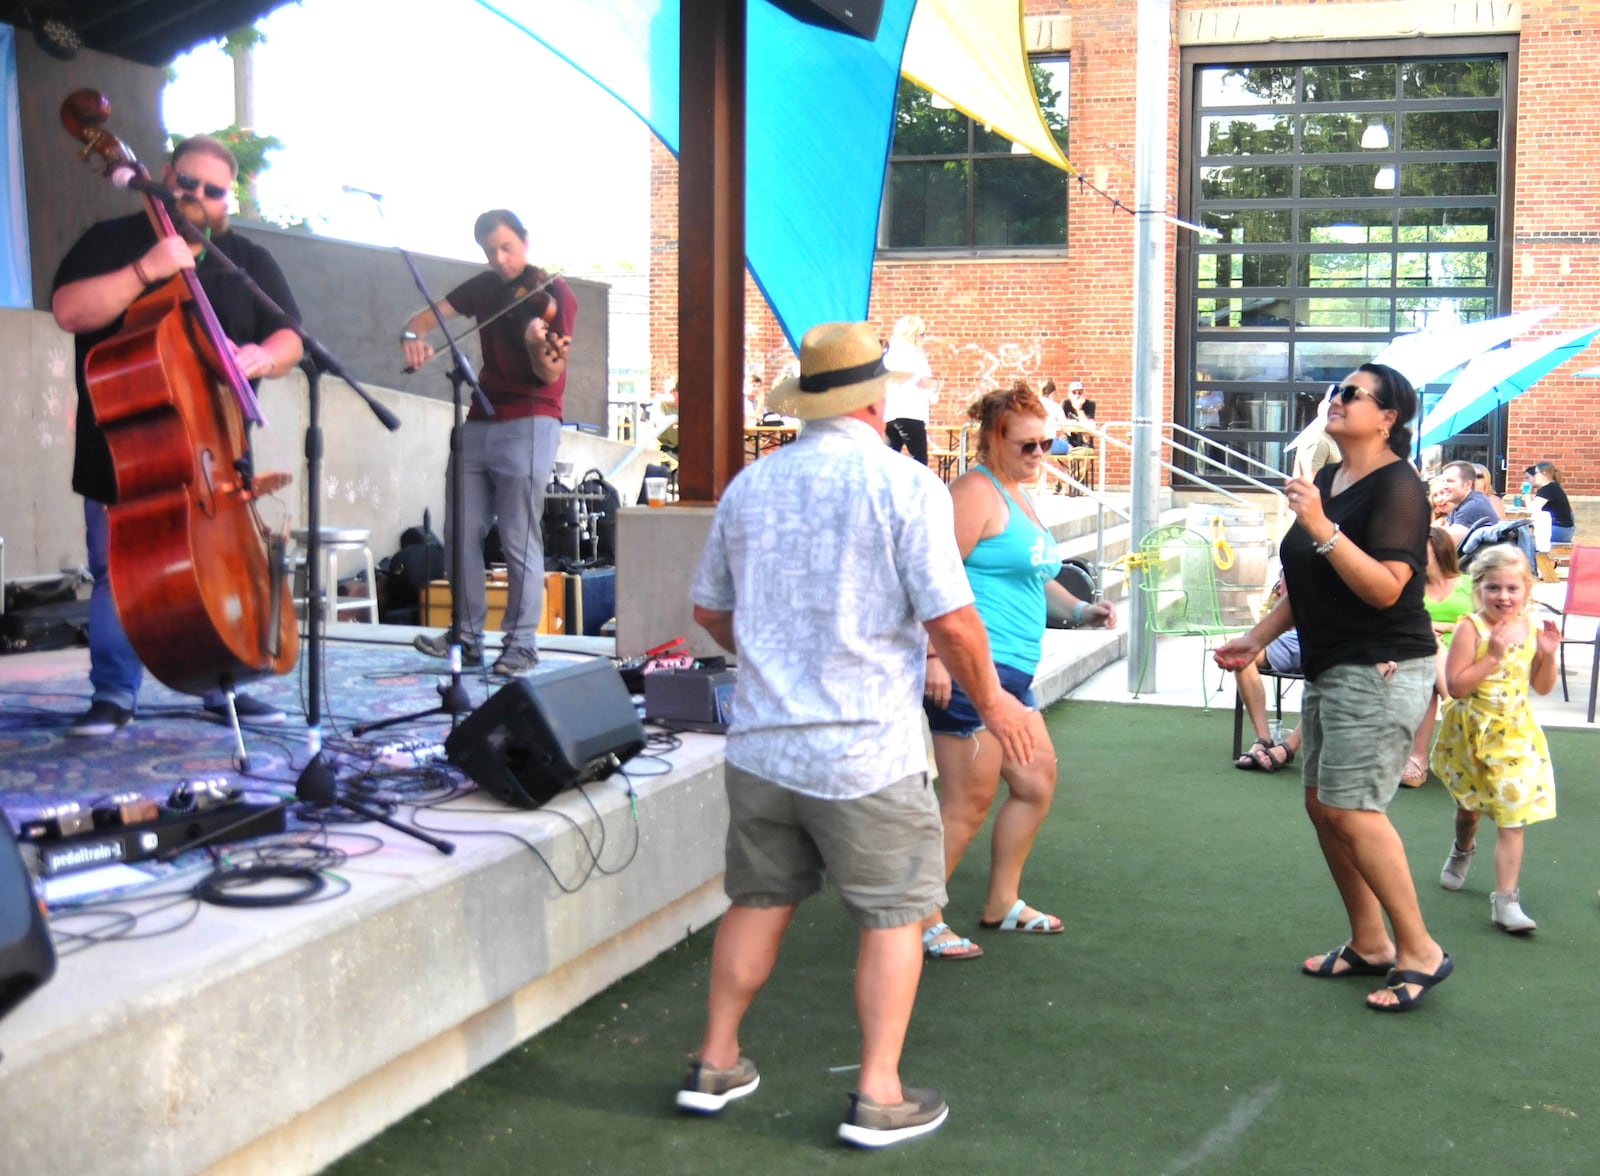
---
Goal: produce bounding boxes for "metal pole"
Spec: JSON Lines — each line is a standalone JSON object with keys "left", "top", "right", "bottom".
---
{"left": 1126, "top": 0, "right": 1171, "bottom": 693}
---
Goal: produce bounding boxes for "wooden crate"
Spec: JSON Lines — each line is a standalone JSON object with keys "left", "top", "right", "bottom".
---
{"left": 422, "top": 571, "right": 565, "bottom": 634}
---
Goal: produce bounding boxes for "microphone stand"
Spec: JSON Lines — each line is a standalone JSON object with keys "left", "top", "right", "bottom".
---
{"left": 352, "top": 245, "right": 492, "bottom": 736}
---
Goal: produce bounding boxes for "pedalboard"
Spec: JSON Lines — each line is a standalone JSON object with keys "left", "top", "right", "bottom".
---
{"left": 16, "top": 799, "right": 287, "bottom": 878}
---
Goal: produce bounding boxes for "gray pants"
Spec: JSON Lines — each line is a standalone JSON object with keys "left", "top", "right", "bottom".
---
{"left": 444, "top": 415, "right": 561, "bottom": 649}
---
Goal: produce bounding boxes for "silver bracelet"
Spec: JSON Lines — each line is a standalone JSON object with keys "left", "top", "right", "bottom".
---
{"left": 1314, "top": 524, "right": 1342, "bottom": 556}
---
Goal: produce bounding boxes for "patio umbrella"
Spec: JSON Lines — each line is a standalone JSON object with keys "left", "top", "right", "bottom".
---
{"left": 1417, "top": 324, "right": 1600, "bottom": 448}
{"left": 1370, "top": 306, "right": 1560, "bottom": 389}
{"left": 1285, "top": 307, "right": 1563, "bottom": 459}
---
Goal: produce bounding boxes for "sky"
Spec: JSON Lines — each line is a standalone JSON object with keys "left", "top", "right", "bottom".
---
{"left": 160, "top": 0, "right": 654, "bottom": 275}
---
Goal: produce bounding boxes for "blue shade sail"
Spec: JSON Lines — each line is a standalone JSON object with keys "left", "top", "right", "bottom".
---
{"left": 474, "top": 0, "right": 915, "bottom": 350}
{"left": 1, "top": 25, "right": 32, "bottom": 309}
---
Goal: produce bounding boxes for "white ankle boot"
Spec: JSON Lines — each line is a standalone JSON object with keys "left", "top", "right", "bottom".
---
{"left": 1440, "top": 844, "right": 1474, "bottom": 891}
{"left": 1491, "top": 889, "right": 1536, "bottom": 934}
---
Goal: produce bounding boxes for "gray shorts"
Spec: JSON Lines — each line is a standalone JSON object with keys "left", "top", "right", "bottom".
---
{"left": 722, "top": 762, "right": 948, "bottom": 930}
{"left": 1301, "top": 657, "right": 1434, "bottom": 812}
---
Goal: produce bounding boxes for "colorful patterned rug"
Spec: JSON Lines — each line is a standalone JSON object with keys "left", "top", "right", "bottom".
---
{"left": 0, "top": 638, "right": 595, "bottom": 821}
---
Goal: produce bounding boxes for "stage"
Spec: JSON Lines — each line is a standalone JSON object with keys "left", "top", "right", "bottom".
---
{"left": 0, "top": 615, "right": 1126, "bottom": 1175}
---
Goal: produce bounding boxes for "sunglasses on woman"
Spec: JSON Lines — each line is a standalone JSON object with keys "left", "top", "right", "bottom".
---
{"left": 175, "top": 172, "right": 230, "bottom": 201}
{"left": 1326, "top": 383, "right": 1381, "bottom": 405}
{"left": 1010, "top": 437, "right": 1049, "bottom": 455}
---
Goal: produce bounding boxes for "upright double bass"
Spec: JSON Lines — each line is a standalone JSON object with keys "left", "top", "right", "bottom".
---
{"left": 60, "top": 91, "right": 296, "bottom": 696}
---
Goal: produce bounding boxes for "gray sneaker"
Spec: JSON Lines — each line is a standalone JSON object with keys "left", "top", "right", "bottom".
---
{"left": 676, "top": 1056, "right": 760, "bottom": 1114}
{"left": 491, "top": 644, "right": 539, "bottom": 676}
{"left": 838, "top": 1087, "right": 949, "bottom": 1148}
{"left": 413, "top": 631, "right": 482, "bottom": 667}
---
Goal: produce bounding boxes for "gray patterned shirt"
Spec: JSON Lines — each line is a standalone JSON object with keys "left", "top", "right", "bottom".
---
{"left": 692, "top": 416, "right": 973, "bottom": 799}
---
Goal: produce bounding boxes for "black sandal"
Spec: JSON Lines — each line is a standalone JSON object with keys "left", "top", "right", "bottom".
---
{"left": 1235, "top": 738, "right": 1281, "bottom": 772}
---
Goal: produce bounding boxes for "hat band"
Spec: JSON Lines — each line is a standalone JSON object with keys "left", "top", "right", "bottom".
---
{"left": 799, "top": 356, "right": 885, "bottom": 393}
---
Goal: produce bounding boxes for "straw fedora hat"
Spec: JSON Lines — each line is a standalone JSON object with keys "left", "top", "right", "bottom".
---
{"left": 766, "top": 321, "right": 890, "bottom": 421}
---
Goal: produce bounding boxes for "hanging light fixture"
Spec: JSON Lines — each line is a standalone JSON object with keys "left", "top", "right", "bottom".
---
{"left": 1360, "top": 120, "right": 1390, "bottom": 149}
{"left": 1374, "top": 166, "right": 1396, "bottom": 191}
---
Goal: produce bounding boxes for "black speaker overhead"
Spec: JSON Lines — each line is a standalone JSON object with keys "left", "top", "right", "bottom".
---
{"left": 445, "top": 660, "right": 646, "bottom": 810}
{"left": 0, "top": 813, "right": 56, "bottom": 1025}
{"left": 764, "top": 0, "right": 884, "bottom": 40}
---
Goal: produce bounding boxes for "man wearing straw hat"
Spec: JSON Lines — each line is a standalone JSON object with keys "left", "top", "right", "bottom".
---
{"left": 680, "top": 321, "right": 1036, "bottom": 1148}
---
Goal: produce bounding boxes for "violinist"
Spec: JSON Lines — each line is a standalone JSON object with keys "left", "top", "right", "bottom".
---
{"left": 400, "top": 209, "right": 574, "bottom": 677}
{"left": 52, "top": 134, "right": 303, "bottom": 737}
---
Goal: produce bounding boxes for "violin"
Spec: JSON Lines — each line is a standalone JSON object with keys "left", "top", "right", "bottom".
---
{"left": 59, "top": 89, "right": 297, "bottom": 695}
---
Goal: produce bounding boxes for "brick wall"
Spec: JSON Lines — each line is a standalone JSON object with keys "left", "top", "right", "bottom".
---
{"left": 647, "top": 0, "right": 1600, "bottom": 496}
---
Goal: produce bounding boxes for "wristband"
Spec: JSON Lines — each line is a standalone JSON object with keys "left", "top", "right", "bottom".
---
{"left": 1071, "top": 601, "right": 1087, "bottom": 627}
{"left": 1314, "top": 524, "right": 1341, "bottom": 556}
{"left": 399, "top": 329, "right": 419, "bottom": 342}
{"left": 131, "top": 259, "right": 151, "bottom": 286}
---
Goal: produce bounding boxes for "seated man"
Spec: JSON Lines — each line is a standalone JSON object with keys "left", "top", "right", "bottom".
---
{"left": 1438, "top": 459, "right": 1498, "bottom": 543}
{"left": 1233, "top": 621, "right": 1302, "bottom": 772}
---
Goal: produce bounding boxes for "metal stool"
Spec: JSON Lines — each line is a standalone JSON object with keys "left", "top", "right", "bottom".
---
{"left": 292, "top": 527, "right": 378, "bottom": 624}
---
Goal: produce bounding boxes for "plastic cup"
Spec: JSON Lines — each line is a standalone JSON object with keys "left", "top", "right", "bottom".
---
{"left": 645, "top": 476, "right": 668, "bottom": 508}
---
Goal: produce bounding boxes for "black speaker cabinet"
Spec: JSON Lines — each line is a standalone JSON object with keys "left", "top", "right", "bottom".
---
{"left": 766, "top": 0, "right": 884, "bottom": 39}
{"left": 446, "top": 660, "right": 646, "bottom": 809}
{"left": 0, "top": 813, "right": 56, "bottom": 1024}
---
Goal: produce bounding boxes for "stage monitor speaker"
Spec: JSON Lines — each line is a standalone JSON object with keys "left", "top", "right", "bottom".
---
{"left": 445, "top": 660, "right": 646, "bottom": 809}
{"left": 0, "top": 813, "right": 56, "bottom": 1024}
{"left": 764, "top": 0, "right": 883, "bottom": 40}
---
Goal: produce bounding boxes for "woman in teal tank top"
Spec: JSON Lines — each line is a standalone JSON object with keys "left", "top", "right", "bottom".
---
{"left": 920, "top": 384, "right": 1117, "bottom": 961}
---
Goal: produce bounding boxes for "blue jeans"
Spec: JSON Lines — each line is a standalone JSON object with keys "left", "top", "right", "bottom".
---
{"left": 85, "top": 499, "right": 143, "bottom": 711}
{"left": 1551, "top": 522, "right": 1574, "bottom": 544}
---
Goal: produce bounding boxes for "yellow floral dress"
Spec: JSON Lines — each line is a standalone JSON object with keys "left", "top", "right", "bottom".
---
{"left": 1430, "top": 612, "right": 1557, "bottom": 827}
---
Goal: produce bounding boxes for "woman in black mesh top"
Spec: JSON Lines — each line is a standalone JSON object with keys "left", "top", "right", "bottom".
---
{"left": 1215, "top": 363, "right": 1451, "bottom": 1013}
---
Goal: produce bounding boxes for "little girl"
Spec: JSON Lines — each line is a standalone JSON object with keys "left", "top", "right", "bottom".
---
{"left": 1429, "top": 545, "right": 1560, "bottom": 933}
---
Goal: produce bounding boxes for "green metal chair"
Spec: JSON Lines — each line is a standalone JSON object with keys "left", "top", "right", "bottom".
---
{"left": 1131, "top": 523, "right": 1251, "bottom": 708}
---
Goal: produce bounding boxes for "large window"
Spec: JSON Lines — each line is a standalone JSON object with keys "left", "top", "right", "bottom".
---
{"left": 1182, "top": 50, "right": 1509, "bottom": 476}
{"left": 882, "top": 59, "right": 1070, "bottom": 252}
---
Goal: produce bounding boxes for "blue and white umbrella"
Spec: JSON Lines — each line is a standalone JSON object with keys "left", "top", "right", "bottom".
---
{"left": 1418, "top": 324, "right": 1600, "bottom": 448}
{"left": 1370, "top": 306, "right": 1559, "bottom": 389}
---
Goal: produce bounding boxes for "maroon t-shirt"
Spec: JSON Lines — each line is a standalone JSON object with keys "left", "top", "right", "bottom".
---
{"left": 445, "top": 268, "right": 575, "bottom": 422}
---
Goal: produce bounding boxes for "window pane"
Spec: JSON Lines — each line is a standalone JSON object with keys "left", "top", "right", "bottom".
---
{"left": 1215, "top": 392, "right": 1290, "bottom": 432}
{"left": 1201, "top": 114, "right": 1293, "bottom": 156}
{"left": 886, "top": 161, "right": 968, "bottom": 248}
{"left": 1198, "top": 252, "right": 1294, "bottom": 287}
{"left": 1296, "top": 297, "right": 1394, "bottom": 329}
{"left": 1300, "top": 163, "right": 1392, "bottom": 198}
{"left": 1301, "top": 112, "right": 1392, "bottom": 154}
{"left": 1033, "top": 59, "right": 1070, "bottom": 154}
{"left": 1202, "top": 208, "right": 1292, "bottom": 243}
{"left": 1199, "top": 297, "right": 1294, "bottom": 328}
{"left": 891, "top": 79, "right": 966, "bottom": 155}
{"left": 1396, "top": 296, "right": 1495, "bottom": 331}
{"left": 974, "top": 157, "right": 1066, "bottom": 247}
{"left": 1402, "top": 109, "right": 1498, "bottom": 152}
{"left": 1299, "top": 250, "right": 1395, "bottom": 286}
{"left": 1300, "top": 208, "right": 1394, "bottom": 243}
{"left": 1402, "top": 59, "right": 1502, "bottom": 99}
{"left": 1303, "top": 63, "right": 1396, "bottom": 103}
{"left": 1196, "top": 340, "right": 1290, "bottom": 381}
{"left": 1294, "top": 341, "right": 1384, "bottom": 383}
{"left": 1396, "top": 250, "right": 1493, "bottom": 287}
{"left": 1400, "top": 162, "right": 1497, "bottom": 197}
{"left": 1200, "top": 66, "right": 1295, "bottom": 106}
{"left": 1398, "top": 206, "right": 1495, "bottom": 242}
{"left": 1201, "top": 165, "right": 1293, "bottom": 200}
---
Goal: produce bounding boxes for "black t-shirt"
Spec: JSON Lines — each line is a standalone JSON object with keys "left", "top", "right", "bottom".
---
{"left": 52, "top": 213, "right": 300, "bottom": 503}
{"left": 1281, "top": 460, "right": 1436, "bottom": 680}
{"left": 1536, "top": 482, "right": 1574, "bottom": 528}
{"left": 445, "top": 267, "right": 574, "bottom": 423}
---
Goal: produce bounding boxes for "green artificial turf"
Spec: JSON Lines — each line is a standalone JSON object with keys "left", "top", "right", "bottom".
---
{"left": 327, "top": 702, "right": 1600, "bottom": 1174}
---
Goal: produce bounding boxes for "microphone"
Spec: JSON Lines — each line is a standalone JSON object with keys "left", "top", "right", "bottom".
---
{"left": 342, "top": 184, "right": 384, "bottom": 202}
{"left": 108, "top": 165, "right": 178, "bottom": 204}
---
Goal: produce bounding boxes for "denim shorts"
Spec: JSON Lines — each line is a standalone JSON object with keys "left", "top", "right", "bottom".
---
{"left": 924, "top": 661, "right": 1037, "bottom": 738}
{"left": 1300, "top": 657, "right": 1433, "bottom": 812}
{"left": 722, "top": 763, "right": 947, "bottom": 929}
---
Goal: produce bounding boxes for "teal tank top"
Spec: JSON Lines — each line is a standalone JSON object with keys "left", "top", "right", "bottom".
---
{"left": 964, "top": 466, "right": 1062, "bottom": 674}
